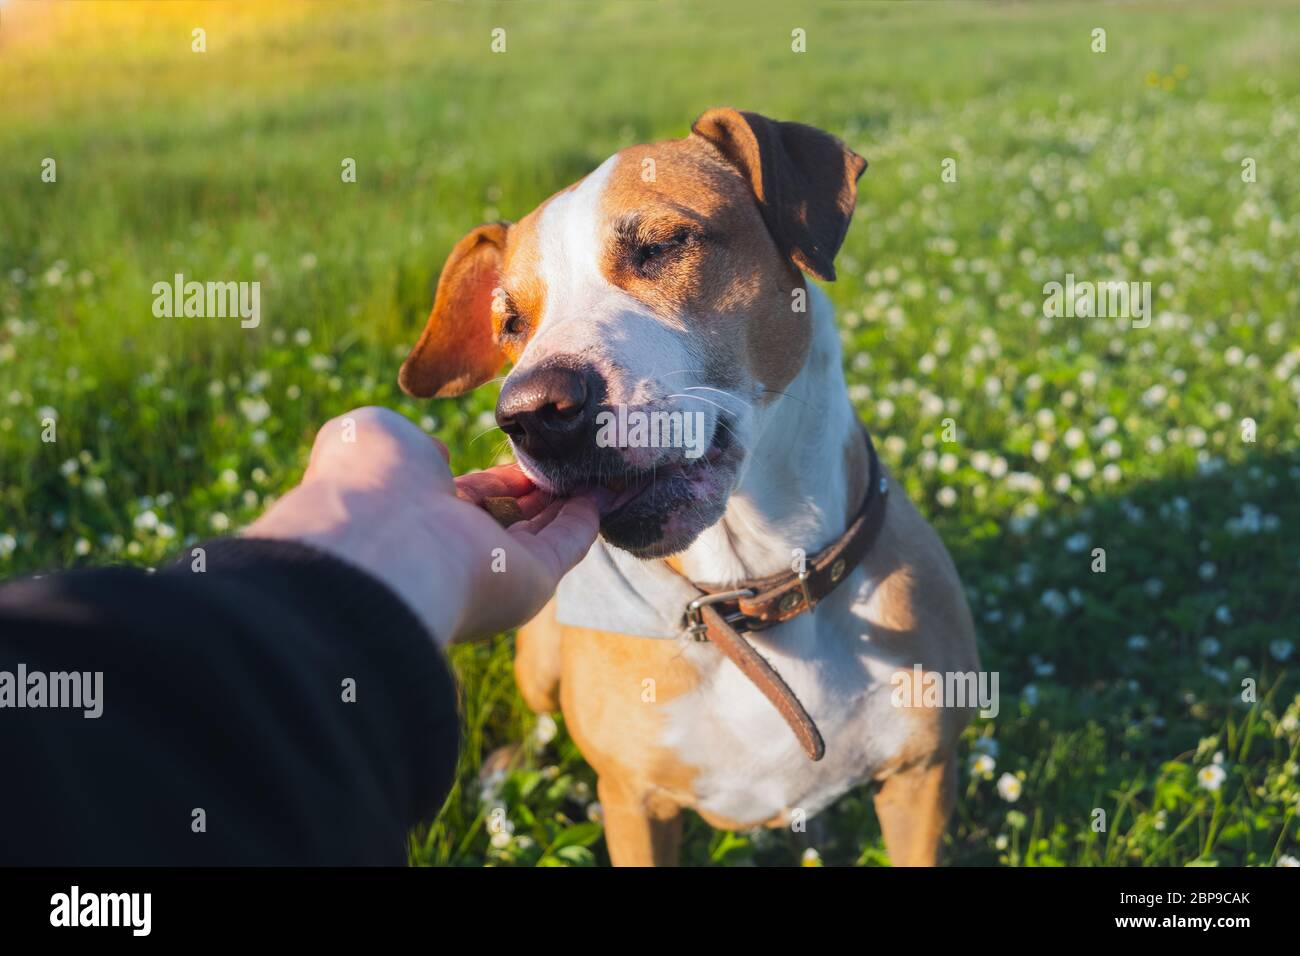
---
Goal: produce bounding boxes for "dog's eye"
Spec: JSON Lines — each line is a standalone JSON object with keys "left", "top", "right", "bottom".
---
{"left": 633, "top": 228, "right": 692, "bottom": 270}
{"left": 637, "top": 242, "right": 667, "bottom": 264}
{"left": 501, "top": 313, "right": 527, "bottom": 337}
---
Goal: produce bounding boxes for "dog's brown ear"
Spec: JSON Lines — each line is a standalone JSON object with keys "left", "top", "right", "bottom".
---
{"left": 399, "top": 222, "right": 510, "bottom": 399}
{"left": 691, "top": 108, "right": 866, "bottom": 282}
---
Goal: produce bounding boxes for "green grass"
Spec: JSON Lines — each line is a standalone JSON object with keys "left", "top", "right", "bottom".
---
{"left": 1, "top": 0, "right": 1298, "bottom": 866}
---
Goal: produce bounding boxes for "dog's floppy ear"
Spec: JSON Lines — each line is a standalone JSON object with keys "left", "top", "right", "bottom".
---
{"left": 691, "top": 108, "right": 866, "bottom": 282}
{"left": 399, "top": 222, "right": 510, "bottom": 399}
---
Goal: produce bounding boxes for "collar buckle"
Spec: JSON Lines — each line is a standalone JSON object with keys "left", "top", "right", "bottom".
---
{"left": 796, "top": 567, "right": 817, "bottom": 613}
{"left": 684, "top": 588, "right": 755, "bottom": 641}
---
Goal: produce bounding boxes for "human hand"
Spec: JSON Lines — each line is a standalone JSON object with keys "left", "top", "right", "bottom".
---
{"left": 246, "top": 406, "right": 602, "bottom": 645}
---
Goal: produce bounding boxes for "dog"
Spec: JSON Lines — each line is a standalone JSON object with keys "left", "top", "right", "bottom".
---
{"left": 399, "top": 108, "right": 979, "bottom": 866}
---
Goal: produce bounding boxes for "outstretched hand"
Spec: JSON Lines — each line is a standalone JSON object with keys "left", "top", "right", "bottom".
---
{"left": 247, "top": 406, "right": 602, "bottom": 645}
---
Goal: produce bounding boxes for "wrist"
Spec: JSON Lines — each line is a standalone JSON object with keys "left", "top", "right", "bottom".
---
{"left": 246, "top": 480, "right": 472, "bottom": 648}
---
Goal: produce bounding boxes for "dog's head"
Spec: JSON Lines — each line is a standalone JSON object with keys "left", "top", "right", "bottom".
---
{"left": 400, "top": 108, "right": 866, "bottom": 558}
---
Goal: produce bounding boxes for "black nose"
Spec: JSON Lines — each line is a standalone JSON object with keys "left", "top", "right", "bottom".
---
{"left": 496, "top": 363, "right": 602, "bottom": 461}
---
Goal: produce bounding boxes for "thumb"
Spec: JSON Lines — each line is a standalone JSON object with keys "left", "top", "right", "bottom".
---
{"left": 514, "top": 496, "right": 601, "bottom": 579}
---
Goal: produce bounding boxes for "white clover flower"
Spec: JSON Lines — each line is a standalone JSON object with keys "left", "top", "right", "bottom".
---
{"left": 970, "top": 753, "right": 996, "bottom": 778}
{"left": 1153, "top": 810, "right": 1167, "bottom": 832}
{"left": 994, "top": 834, "right": 1009, "bottom": 850}
{"left": 586, "top": 802, "right": 604, "bottom": 823}
{"left": 1052, "top": 473, "right": 1072, "bottom": 493}
{"left": 84, "top": 476, "right": 106, "bottom": 497}
{"left": 239, "top": 397, "right": 272, "bottom": 425}
{"left": 936, "top": 487, "right": 957, "bottom": 507}
{"left": 245, "top": 370, "right": 272, "bottom": 394}
{"left": 210, "top": 512, "right": 231, "bottom": 532}
{"left": 1031, "top": 440, "right": 1051, "bottom": 462}
{"left": 133, "top": 510, "right": 159, "bottom": 532}
{"left": 489, "top": 830, "right": 513, "bottom": 850}
{"left": 996, "top": 773, "right": 1023, "bottom": 802}
{"left": 1197, "top": 764, "right": 1226, "bottom": 792}
{"left": 532, "top": 714, "right": 558, "bottom": 746}
{"left": 74, "top": 538, "right": 91, "bottom": 556}
{"left": 1040, "top": 589, "right": 1068, "bottom": 617}
{"left": 1006, "top": 472, "right": 1042, "bottom": 494}
{"left": 59, "top": 458, "right": 78, "bottom": 477}
{"left": 1102, "top": 463, "right": 1122, "bottom": 483}
{"left": 801, "top": 847, "right": 823, "bottom": 867}
{"left": 1278, "top": 855, "right": 1299, "bottom": 868}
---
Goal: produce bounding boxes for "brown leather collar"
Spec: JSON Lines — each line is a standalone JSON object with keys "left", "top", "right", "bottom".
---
{"left": 671, "top": 428, "right": 889, "bottom": 762}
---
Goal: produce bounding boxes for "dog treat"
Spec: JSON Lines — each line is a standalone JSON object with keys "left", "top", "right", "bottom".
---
{"left": 482, "top": 495, "right": 525, "bottom": 528}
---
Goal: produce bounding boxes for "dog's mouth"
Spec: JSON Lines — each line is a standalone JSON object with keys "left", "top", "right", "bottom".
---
{"left": 592, "top": 423, "right": 735, "bottom": 519}
{"left": 518, "top": 415, "right": 743, "bottom": 558}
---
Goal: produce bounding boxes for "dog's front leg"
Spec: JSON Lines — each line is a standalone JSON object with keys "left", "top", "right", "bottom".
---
{"left": 871, "top": 752, "right": 957, "bottom": 866}
{"left": 596, "top": 774, "right": 683, "bottom": 866}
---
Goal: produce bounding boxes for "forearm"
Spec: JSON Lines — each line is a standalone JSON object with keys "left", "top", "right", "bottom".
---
{"left": 0, "top": 538, "right": 459, "bottom": 865}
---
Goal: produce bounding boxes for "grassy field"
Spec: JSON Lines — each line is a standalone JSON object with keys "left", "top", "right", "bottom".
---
{"left": 2, "top": 0, "right": 1298, "bottom": 866}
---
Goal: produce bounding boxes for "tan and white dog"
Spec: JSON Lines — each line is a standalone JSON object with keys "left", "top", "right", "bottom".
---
{"left": 400, "top": 109, "right": 979, "bottom": 866}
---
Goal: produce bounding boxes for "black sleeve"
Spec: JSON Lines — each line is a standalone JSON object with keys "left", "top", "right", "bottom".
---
{"left": 0, "top": 538, "right": 460, "bottom": 865}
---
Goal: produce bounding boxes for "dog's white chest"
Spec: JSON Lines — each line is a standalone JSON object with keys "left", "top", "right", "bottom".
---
{"left": 659, "top": 587, "right": 909, "bottom": 826}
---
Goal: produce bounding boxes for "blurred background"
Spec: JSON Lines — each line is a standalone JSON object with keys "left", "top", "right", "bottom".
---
{"left": 1, "top": 0, "right": 1298, "bottom": 866}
